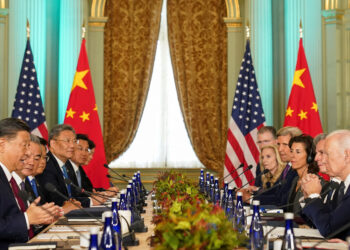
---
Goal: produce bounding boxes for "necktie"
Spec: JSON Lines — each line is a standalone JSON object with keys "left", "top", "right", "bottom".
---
{"left": 282, "top": 163, "right": 291, "bottom": 179}
{"left": 62, "top": 165, "right": 72, "bottom": 198}
{"left": 30, "top": 178, "right": 39, "bottom": 197}
{"left": 9, "top": 178, "right": 34, "bottom": 238}
{"left": 76, "top": 169, "right": 82, "bottom": 188}
{"left": 336, "top": 182, "right": 345, "bottom": 205}
{"left": 9, "top": 177, "right": 27, "bottom": 211}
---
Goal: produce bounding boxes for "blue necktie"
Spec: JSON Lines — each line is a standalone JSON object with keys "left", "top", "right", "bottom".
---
{"left": 62, "top": 164, "right": 72, "bottom": 198}
{"left": 29, "top": 178, "right": 39, "bottom": 197}
{"left": 76, "top": 169, "right": 82, "bottom": 188}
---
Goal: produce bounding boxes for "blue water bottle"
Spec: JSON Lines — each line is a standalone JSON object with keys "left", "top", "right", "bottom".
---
{"left": 221, "top": 181, "right": 228, "bottom": 209}
{"left": 88, "top": 227, "right": 99, "bottom": 250}
{"left": 119, "top": 191, "right": 127, "bottom": 210}
{"left": 235, "top": 192, "right": 245, "bottom": 233}
{"left": 213, "top": 178, "right": 220, "bottom": 205}
{"left": 205, "top": 172, "right": 210, "bottom": 197}
{"left": 282, "top": 213, "right": 296, "bottom": 250}
{"left": 111, "top": 198, "right": 122, "bottom": 250}
{"left": 225, "top": 187, "right": 234, "bottom": 221}
{"left": 249, "top": 200, "right": 264, "bottom": 249}
{"left": 100, "top": 211, "right": 116, "bottom": 250}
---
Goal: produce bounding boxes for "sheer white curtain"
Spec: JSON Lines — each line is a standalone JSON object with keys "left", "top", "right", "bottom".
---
{"left": 109, "top": 0, "right": 203, "bottom": 168}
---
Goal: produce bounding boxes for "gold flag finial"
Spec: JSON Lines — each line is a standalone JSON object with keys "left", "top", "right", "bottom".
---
{"left": 26, "top": 19, "right": 30, "bottom": 39}
{"left": 299, "top": 19, "right": 303, "bottom": 38}
{"left": 246, "top": 20, "right": 250, "bottom": 39}
{"left": 82, "top": 20, "right": 86, "bottom": 39}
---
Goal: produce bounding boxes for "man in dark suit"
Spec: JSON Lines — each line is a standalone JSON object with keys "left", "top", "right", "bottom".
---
{"left": 23, "top": 135, "right": 48, "bottom": 205}
{"left": 302, "top": 130, "right": 350, "bottom": 240}
{"left": 70, "top": 134, "right": 119, "bottom": 195}
{"left": 69, "top": 134, "right": 93, "bottom": 192}
{"left": 0, "top": 118, "right": 56, "bottom": 248}
{"left": 36, "top": 124, "right": 104, "bottom": 212}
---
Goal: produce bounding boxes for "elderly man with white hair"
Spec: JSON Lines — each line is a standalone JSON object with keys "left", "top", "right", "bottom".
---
{"left": 302, "top": 130, "right": 350, "bottom": 240}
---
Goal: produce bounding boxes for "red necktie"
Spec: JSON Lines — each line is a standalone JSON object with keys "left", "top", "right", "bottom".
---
{"left": 9, "top": 177, "right": 34, "bottom": 238}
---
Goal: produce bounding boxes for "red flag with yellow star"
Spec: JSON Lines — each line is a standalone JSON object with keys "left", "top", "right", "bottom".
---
{"left": 64, "top": 39, "right": 109, "bottom": 188}
{"left": 283, "top": 38, "right": 323, "bottom": 137}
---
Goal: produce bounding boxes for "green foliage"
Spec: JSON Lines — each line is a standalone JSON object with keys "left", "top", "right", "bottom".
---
{"left": 152, "top": 171, "right": 247, "bottom": 250}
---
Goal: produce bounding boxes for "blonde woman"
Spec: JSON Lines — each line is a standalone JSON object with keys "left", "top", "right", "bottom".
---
{"left": 259, "top": 145, "right": 285, "bottom": 189}
{"left": 243, "top": 145, "right": 285, "bottom": 202}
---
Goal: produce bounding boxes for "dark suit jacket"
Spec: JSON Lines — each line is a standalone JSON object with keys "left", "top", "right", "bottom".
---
{"left": 24, "top": 177, "right": 47, "bottom": 205}
{"left": 254, "top": 163, "right": 262, "bottom": 188}
{"left": 79, "top": 166, "right": 93, "bottom": 192}
{"left": 36, "top": 151, "right": 90, "bottom": 207}
{"left": 303, "top": 183, "right": 350, "bottom": 240}
{"left": 257, "top": 167, "right": 297, "bottom": 206}
{"left": 0, "top": 166, "right": 28, "bottom": 248}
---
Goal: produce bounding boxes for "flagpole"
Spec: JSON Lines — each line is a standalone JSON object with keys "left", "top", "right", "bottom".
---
{"left": 82, "top": 21, "right": 86, "bottom": 39}
{"left": 26, "top": 19, "right": 30, "bottom": 39}
{"left": 299, "top": 20, "right": 303, "bottom": 39}
{"left": 246, "top": 21, "right": 250, "bottom": 40}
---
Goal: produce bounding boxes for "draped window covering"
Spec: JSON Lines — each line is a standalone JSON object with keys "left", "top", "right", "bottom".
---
{"left": 167, "top": 0, "right": 228, "bottom": 175}
{"left": 103, "top": 0, "right": 163, "bottom": 162}
{"left": 109, "top": 0, "right": 203, "bottom": 169}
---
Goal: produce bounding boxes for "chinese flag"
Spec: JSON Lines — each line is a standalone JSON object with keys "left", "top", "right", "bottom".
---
{"left": 283, "top": 38, "right": 323, "bottom": 137}
{"left": 64, "top": 39, "right": 109, "bottom": 189}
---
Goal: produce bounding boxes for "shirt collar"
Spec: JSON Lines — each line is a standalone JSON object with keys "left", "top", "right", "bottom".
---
{"left": 69, "top": 160, "right": 79, "bottom": 172}
{"left": 344, "top": 174, "right": 350, "bottom": 194}
{"left": 27, "top": 175, "right": 35, "bottom": 182}
{"left": 51, "top": 152, "right": 66, "bottom": 168}
{"left": 331, "top": 177, "right": 341, "bottom": 184}
{"left": 12, "top": 171, "right": 24, "bottom": 186}
{"left": 0, "top": 161, "right": 12, "bottom": 182}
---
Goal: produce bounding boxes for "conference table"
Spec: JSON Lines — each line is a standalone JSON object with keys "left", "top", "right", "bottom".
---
{"left": 27, "top": 196, "right": 349, "bottom": 250}
{"left": 28, "top": 195, "right": 155, "bottom": 249}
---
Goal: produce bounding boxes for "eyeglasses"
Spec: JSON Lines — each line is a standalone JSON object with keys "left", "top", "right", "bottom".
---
{"left": 55, "top": 138, "right": 77, "bottom": 144}
{"left": 77, "top": 146, "right": 91, "bottom": 153}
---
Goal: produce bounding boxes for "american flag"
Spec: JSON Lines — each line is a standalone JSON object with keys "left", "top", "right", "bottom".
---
{"left": 12, "top": 39, "right": 48, "bottom": 140}
{"left": 224, "top": 40, "right": 265, "bottom": 188}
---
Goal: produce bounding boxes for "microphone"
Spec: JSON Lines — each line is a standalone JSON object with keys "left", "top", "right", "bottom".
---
{"left": 107, "top": 174, "right": 128, "bottom": 183}
{"left": 19, "top": 190, "right": 91, "bottom": 245}
{"left": 228, "top": 165, "right": 253, "bottom": 185}
{"left": 273, "top": 185, "right": 332, "bottom": 213}
{"left": 44, "top": 183, "right": 103, "bottom": 224}
{"left": 310, "top": 221, "right": 350, "bottom": 248}
{"left": 104, "top": 164, "right": 129, "bottom": 182}
{"left": 243, "top": 179, "right": 287, "bottom": 204}
{"left": 220, "top": 163, "right": 244, "bottom": 181}
{"left": 64, "top": 179, "right": 115, "bottom": 200}
{"left": 237, "top": 169, "right": 270, "bottom": 191}
{"left": 66, "top": 179, "right": 147, "bottom": 234}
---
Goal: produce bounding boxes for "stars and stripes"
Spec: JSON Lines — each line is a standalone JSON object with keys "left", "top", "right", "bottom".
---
{"left": 224, "top": 40, "right": 265, "bottom": 188}
{"left": 12, "top": 39, "right": 48, "bottom": 140}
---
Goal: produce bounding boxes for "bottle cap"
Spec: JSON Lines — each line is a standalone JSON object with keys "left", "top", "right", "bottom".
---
{"left": 127, "top": 185, "right": 131, "bottom": 189}
{"left": 215, "top": 177, "right": 218, "bottom": 180}
{"left": 252, "top": 200, "right": 260, "bottom": 206}
{"left": 111, "top": 197, "right": 118, "bottom": 202}
{"left": 224, "top": 180, "right": 228, "bottom": 184}
{"left": 90, "top": 227, "right": 99, "bottom": 235}
{"left": 237, "top": 191, "right": 243, "bottom": 196}
{"left": 284, "top": 212, "right": 294, "bottom": 220}
{"left": 102, "top": 211, "right": 112, "bottom": 221}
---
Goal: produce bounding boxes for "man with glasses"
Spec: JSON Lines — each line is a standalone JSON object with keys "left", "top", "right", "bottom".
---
{"left": 36, "top": 124, "right": 104, "bottom": 211}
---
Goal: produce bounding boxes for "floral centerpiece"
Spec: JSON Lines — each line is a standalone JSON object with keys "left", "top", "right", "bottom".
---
{"left": 151, "top": 171, "right": 247, "bottom": 249}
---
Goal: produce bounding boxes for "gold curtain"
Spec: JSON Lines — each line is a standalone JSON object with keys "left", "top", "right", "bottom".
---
{"left": 104, "top": 0, "right": 163, "bottom": 162}
{"left": 167, "top": 0, "right": 228, "bottom": 175}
